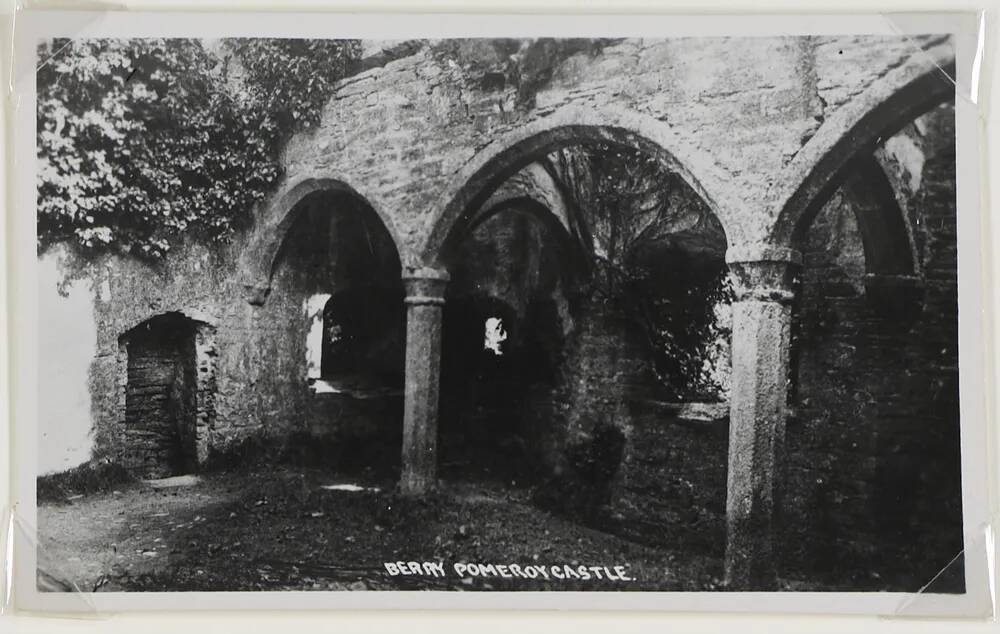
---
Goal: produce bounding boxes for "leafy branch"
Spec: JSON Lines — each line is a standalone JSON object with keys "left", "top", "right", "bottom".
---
{"left": 37, "top": 37, "right": 362, "bottom": 260}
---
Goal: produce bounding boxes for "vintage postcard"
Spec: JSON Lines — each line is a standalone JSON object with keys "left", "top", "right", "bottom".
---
{"left": 6, "top": 10, "right": 993, "bottom": 615}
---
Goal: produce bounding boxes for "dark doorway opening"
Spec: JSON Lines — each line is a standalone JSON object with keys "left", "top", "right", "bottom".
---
{"left": 273, "top": 189, "right": 406, "bottom": 481}
{"left": 439, "top": 291, "right": 566, "bottom": 486}
{"left": 122, "top": 313, "right": 200, "bottom": 478}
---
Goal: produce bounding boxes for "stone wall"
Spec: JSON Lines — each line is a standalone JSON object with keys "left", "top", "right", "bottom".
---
{"left": 60, "top": 237, "right": 311, "bottom": 469}
{"left": 43, "top": 184, "right": 408, "bottom": 476}
{"left": 258, "top": 35, "right": 949, "bottom": 268}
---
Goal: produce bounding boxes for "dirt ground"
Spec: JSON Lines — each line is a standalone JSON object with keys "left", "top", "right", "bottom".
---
{"left": 37, "top": 467, "right": 730, "bottom": 593}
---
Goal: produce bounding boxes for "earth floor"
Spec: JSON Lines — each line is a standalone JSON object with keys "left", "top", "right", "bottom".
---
{"left": 36, "top": 466, "right": 731, "bottom": 593}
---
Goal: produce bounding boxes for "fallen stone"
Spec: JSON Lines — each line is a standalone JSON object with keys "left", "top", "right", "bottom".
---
{"left": 678, "top": 402, "right": 729, "bottom": 422}
{"left": 144, "top": 474, "right": 201, "bottom": 489}
{"left": 320, "top": 483, "right": 381, "bottom": 493}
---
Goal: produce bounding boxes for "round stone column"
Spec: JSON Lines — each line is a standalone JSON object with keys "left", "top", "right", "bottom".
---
{"left": 723, "top": 244, "right": 801, "bottom": 590}
{"left": 400, "top": 267, "right": 450, "bottom": 495}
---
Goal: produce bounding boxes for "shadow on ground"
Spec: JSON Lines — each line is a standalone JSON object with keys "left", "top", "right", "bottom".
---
{"left": 37, "top": 466, "right": 729, "bottom": 592}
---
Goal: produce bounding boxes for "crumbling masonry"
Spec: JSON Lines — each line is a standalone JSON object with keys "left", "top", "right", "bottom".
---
{"left": 41, "top": 35, "right": 961, "bottom": 590}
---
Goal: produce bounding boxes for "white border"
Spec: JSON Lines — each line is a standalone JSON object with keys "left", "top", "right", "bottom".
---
{"left": 6, "top": 9, "right": 992, "bottom": 616}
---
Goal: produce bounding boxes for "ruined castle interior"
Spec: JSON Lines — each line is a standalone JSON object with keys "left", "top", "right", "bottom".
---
{"left": 38, "top": 35, "right": 963, "bottom": 591}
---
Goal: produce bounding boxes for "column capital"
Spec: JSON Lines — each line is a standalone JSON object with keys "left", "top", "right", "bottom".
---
{"left": 402, "top": 266, "right": 450, "bottom": 306}
{"left": 726, "top": 244, "right": 802, "bottom": 305}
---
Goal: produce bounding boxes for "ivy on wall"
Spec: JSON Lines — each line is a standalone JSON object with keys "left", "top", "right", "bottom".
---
{"left": 37, "top": 38, "right": 362, "bottom": 259}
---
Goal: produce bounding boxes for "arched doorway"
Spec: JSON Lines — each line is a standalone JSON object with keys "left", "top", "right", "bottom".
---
{"left": 269, "top": 185, "right": 406, "bottom": 480}
{"left": 426, "top": 121, "right": 732, "bottom": 559}
{"left": 437, "top": 208, "right": 574, "bottom": 487}
{"left": 783, "top": 100, "right": 961, "bottom": 591}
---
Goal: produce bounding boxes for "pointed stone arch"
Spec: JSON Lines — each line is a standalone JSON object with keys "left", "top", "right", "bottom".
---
{"left": 421, "top": 104, "right": 737, "bottom": 268}
{"left": 840, "top": 154, "right": 919, "bottom": 276}
{"left": 768, "top": 41, "right": 955, "bottom": 252}
{"left": 239, "top": 177, "right": 408, "bottom": 305}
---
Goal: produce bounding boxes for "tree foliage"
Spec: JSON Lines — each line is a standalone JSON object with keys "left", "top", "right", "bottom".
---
{"left": 37, "top": 38, "right": 362, "bottom": 259}
{"left": 545, "top": 143, "right": 733, "bottom": 399}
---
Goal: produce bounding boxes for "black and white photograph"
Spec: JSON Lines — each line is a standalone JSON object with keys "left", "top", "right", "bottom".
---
{"left": 7, "top": 10, "right": 992, "bottom": 614}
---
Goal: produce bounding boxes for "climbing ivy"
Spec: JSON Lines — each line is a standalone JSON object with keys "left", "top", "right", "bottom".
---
{"left": 37, "top": 38, "right": 362, "bottom": 259}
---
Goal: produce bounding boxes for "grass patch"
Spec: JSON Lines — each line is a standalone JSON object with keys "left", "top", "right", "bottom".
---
{"left": 37, "top": 461, "right": 135, "bottom": 503}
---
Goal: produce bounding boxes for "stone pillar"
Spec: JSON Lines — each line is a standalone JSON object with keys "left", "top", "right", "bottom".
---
{"left": 723, "top": 245, "right": 801, "bottom": 590}
{"left": 400, "top": 267, "right": 450, "bottom": 495}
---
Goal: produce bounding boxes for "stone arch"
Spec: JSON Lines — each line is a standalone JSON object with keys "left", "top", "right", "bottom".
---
{"left": 422, "top": 104, "right": 736, "bottom": 267}
{"left": 119, "top": 307, "right": 218, "bottom": 338}
{"left": 768, "top": 41, "right": 955, "bottom": 254}
{"left": 240, "top": 177, "right": 408, "bottom": 306}
{"left": 840, "top": 155, "right": 918, "bottom": 277}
